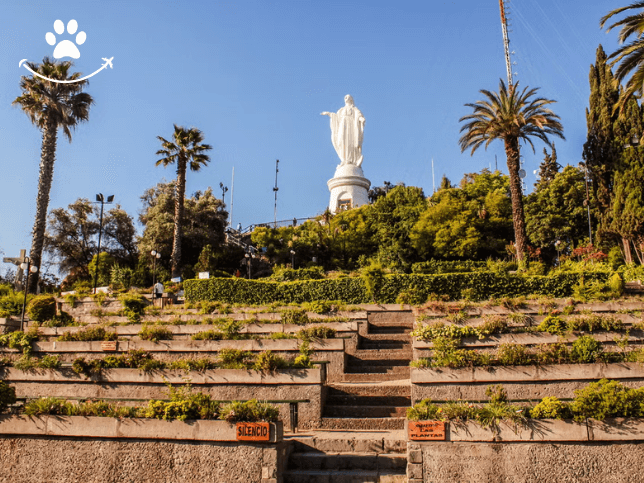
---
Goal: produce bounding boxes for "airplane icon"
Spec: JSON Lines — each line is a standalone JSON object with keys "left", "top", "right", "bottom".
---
{"left": 101, "top": 57, "right": 114, "bottom": 69}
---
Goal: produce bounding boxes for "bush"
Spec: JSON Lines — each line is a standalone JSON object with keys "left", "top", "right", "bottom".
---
{"left": 362, "top": 263, "right": 386, "bottom": 302}
{"left": 566, "top": 313, "right": 623, "bottom": 333}
{"left": 58, "top": 326, "right": 117, "bottom": 342}
{"left": 302, "top": 300, "right": 334, "bottom": 314}
{"left": 496, "top": 343, "right": 531, "bottom": 366}
{"left": 26, "top": 295, "right": 56, "bottom": 322}
{"left": 192, "top": 330, "right": 224, "bottom": 341}
{"left": 23, "top": 397, "right": 75, "bottom": 416}
{"left": 138, "top": 326, "right": 173, "bottom": 343}
{"left": 143, "top": 384, "right": 220, "bottom": 421}
{"left": 535, "top": 315, "right": 567, "bottom": 335}
{"left": 40, "top": 310, "right": 79, "bottom": 328}
{"left": 535, "top": 343, "right": 570, "bottom": 365}
{"left": 570, "top": 335, "right": 603, "bottom": 363}
{"left": 185, "top": 271, "right": 608, "bottom": 305}
{"left": 0, "top": 329, "right": 39, "bottom": 356}
{"left": 570, "top": 379, "right": 644, "bottom": 422}
{"left": 119, "top": 292, "right": 147, "bottom": 323}
{"left": 530, "top": 396, "right": 572, "bottom": 419}
{"left": 271, "top": 266, "right": 325, "bottom": 282}
{"left": 218, "top": 348, "right": 254, "bottom": 369}
{"left": 219, "top": 399, "right": 279, "bottom": 422}
{"left": 280, "top": 308, "right": 309, "bottom": 325}
{"left": 407, "top": 399, "right": 441, "bottom": 421}
{"left": 609, "top": 272, "right": 625, "bottom": 297}
{"left": 297, "top": 326, "right": 336, "bottom": 341}
{"left": 253, "top": 350, "right": 287, "bottom": 371}
{"left": 0, "top": 380, "right": 16, "bottom": 412}
{"left": 411, "top": 260, "right": 489, "bottom": 274}
{"left": 0, "top": 290, "right": 27, "bottom": 317}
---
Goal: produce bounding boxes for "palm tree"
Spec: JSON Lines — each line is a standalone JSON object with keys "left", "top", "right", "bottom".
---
{"left": 13, "top": 57, "right": 93, "bottom": 292}
{"left": 601, "top": 2, "right": 644, "bottom": 111}
{"left": 156, "top": 125, "right": 212, "bottom": 279}
{"left": 459, "top": 80, "right": 564, "bottom": 264}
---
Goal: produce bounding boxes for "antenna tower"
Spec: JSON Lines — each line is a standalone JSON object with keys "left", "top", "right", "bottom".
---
{"left": 499, "top": 0, "right": 513, "bottom": 87}
{"left": 273, "top": 159, "right": 279, "bottom": 228}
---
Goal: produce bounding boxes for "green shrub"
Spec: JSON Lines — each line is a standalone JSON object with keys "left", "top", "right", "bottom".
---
{"left": 572, "top": 277, "right": 612, "bottom": 301}
{"left": 609, "top": 272, "right": 625, "bottom": 297}
{"left": 566, "top": 313, "right": 623, "bottom": 333}
{"left": 535, "top": 315, "right": 567, "bottom": 335}
{"left": 192, "top": 330, "right": 224, "bottom": 341}
{"left": 218, "top": 349, "right": 254, "bottom": 369}
{"left": 409, "top": 358, "right": 432, "bottom": 368}
{"left": 270, "top": 332, "right": 296, "bottom": 340}
{"left": 570, "top": 379, "right": 644, "bottom": 422}
{"left": 535, "top": 343, "right": 570, "bottom": 365}
{"left": 138, "top": 326, "right": 173, "bottom": 343}
{"left": 496, "top": 343, "right": 531, "bottom": 366}
{"left": 23, "top": 397, "right": 75, "bottom": 416}
{"left": 58, "top": 326, "right": 117, "bottom": 342}
{"left": 0, "top": 290, "right": 26, "bottom": 317}
{"left": 429, "top": 336, "right": 486, "bottom": 368}
{"left": 271, "top": 265, "right": 325, "bottom": 282}
{"left": 530, "top": 397, "right": 572, "bottom": 419}
{"left": 302, "top": 300, "right": 334, "bottom": 314}
{"left": 0, "top": 380, "right": 16, "bottom": 412}
{"left": 36, "top": 354, "right": 61, "bottom": 369}
{"left": 0, "top": 329, "right": 39, "bottom": 356}
{"left": 143, "top": 384, "right": 220, "bottom": 421}
{"left": 407, "top": 399, "right": 441, "bottom": 421}
{"left": 167, "top": 358, "right": 218, "bottom": 371}
{"left": 411, "top": 260, "right": 489, "bottom": 274}
{"left": 26, "top": 295, "right": 56, "bottom": 323}
{"left": 280, "top": 308, "right": 309, "bottom": 325}
{"left": 297, "top": 325, "right": 336, "bottom": 341}
{"left": 479, "top": 316, "right": 508, "bottom": 337}
{"left": 477, "top": 385, "right": 527, "bottom": 429}
{"left": 40, "top": 310, "right": 79, "bottom": 327}
{"left": 410, "top": 322, "right": 478, "bottom": 342}
{"left": 219, "top": 399, "right": 279, "bottom": 422}
{"left": 362, "top": 263, "right": 386, "bottom": 302}
{"left": 119, "top": 293, "right": 147, "bottom": 323}
{"left": 253, "top": 350, "right": 287, "bottom": 371}
{"left": 570, "top": 335, "right": 603, "bottom": 363}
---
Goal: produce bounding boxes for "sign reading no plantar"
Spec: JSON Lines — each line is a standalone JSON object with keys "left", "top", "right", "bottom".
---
{"left": 409, "top": 421, "right": 446, "bottom": 441}
{"left": 236, "top": 422, "right": 270, "bottom": 441}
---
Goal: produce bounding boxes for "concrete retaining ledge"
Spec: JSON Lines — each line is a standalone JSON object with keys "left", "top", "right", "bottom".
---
{"left": 0, "top": 367, "right": 322, "bottom": 385}
{"left": 36, "top": 321, "right": 359, "bottom": 337}
{"left": 0, "top": 415, "right": 282, "bottom": 442}
{"left": 406, "top": 418, "right": 644, "bottom": 443}
{"left": 411, "top": 362, "right": 644, "bottom": 384}
{"left": 413, "top": 330, "right": 644, "bottom": 350}
{"left": 0, "top": 338, "right": 344, "bottom": 353}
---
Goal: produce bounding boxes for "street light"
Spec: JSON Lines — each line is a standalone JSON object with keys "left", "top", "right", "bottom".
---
{"left": 20, "top": 257, "right": 38, "bottom": 331}
{"left": 151, "top": 250, "right": 161, "bottom": 287}
{"left": 555, "top": 240, "right": 562, "bottom": 267}
{"left": 94, "top": 193, "right": 114, "bottom": 294}
{"left": 290, "top": 250, "right": 296, "bottom": 269}
{"left": 244, "top": 253, "right": 251, "bottom": 279}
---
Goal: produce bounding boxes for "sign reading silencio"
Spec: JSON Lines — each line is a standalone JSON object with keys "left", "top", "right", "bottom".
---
{"left": 236, "top": 422, "right": 270, "bottom": 441}
{"left": 408, "top": 421, "right": 446, "bottom": 441}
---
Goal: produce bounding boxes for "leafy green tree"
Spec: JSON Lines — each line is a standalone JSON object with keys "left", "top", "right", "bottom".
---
{"left": 13, "top": 58, "right": 93, "bottom": 292}
{"left": 601, "top": 3, "right": 644, "bottom": 111}
{"left": 156, "top": 125, "right": 213, "bottom": 278}
{"left": 535, "top": 144, "right": 561, "bottom": 190}
{"left": 44, "top": 198, "right": 137, "bottom": 282}
{"left": 525, "top": 166, "right": 594, "bottom": 252}
{"left": 459, "top": 80, "right": 565, "bottom": 265}
{"left": 138, "top": 183, "right": 230, "bottom": 279}
{"left": 411, "top": 169, "right": 513, "bottom": 260}
{"left": 582, "top": 45, "right": 644, "bottom": 261}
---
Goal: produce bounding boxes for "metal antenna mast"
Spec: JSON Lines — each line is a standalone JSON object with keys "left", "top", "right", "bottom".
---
{"left": 499, "top": 0, "right": 513, "bottom": 87}
{"left": 273, "top": 159, "right": 279, "bottom": 228}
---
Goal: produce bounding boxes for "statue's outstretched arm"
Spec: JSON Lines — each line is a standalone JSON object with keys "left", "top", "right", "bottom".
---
{"left": 320, "top": 112, "right": 331, "bottom": 116}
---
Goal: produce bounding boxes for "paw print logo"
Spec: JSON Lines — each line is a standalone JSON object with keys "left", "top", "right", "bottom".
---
{"left": 46, "top": 19, "right": 86, "bottom": 59}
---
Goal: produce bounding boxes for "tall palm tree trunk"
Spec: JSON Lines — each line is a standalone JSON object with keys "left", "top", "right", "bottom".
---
{"left": 170, "top": 159, "right": 187, "bottom": 279}
{"left": 504, "top": 137, "right": 528, "bottom": 265}
{"left": 28, "top": 117, "right": 58, "bottom": 293}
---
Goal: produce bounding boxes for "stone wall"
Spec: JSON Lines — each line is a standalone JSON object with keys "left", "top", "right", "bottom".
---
{"left": 410, "top": 441, "right": 644, "bottom": 483}
{"left": 0, "top": 437, "right": 286, "bottom": 483}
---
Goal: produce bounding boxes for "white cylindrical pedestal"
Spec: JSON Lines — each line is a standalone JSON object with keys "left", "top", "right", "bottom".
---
{"left": 327, "top": 164, "right": 371, "bottom": 212}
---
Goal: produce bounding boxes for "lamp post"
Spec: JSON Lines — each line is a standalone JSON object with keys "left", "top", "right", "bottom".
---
{"left": 151, "top": 250, "right": 161, "bottom": 287}
{"left": 93, "top": 193, "right": 114, "bottom": 294}
{"left": 290, "top": 250, "right": 296, "bottom": 269}
{"left": 20, "top": 257, "right": 38, "bottom": 331}
{"left": 244, "top": 253, "right": 251, "bottom": 279}
{"left": 578, "top": 163, "right": 592, "bottom": 246}
{"left": 555, "top": 240, "right": 562, "bottom": 267}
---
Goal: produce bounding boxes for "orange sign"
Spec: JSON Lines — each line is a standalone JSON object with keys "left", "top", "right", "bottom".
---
{"left": 409, "top": 421, "right": 446, "bottom": 441}
{"left": 100, "top": 341, "right": 117, "bottom": 351}
{"left": 236, "top": 422, "right": 270, "bottom": 441}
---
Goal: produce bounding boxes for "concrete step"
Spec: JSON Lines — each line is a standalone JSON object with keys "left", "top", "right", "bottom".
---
{"left": 282, "top": 469, "right": 407, "bottom": 483}
{"left": 316, "top": 417, "right": 406, "bottom": 431}
{"left": 352, "top": 349, "right": 412, "bottom": 360}
{"left": 368, "top": 326, "right": 411, "bottom": 335}
{"left": 323, "top": 405, "right": 408, "bottom": 418}
{"left": 346, "top": 357, "right": 412, "bottom": 367}
{"left": 359, "top": 341, "right": 410, "bottom": 350}
{"left": 286, "top": 429, "right": 407, "bottom": 454}
{"left": 288, "top": 452, "right": 406, "bottom": 471}
{"left": 344, "top": 365, "right": 410, "bottom": 375}
{"left": 360, "top": 333, "right": 411, "bottom": 342}
{"left": 327, "top": 384, "right": 411, "bottom": 398}
{"left": 325, "top": 395, "right": 411, "bottom": 407}
{"left": 341, "top": 372, "right": 410, "bottom": 383}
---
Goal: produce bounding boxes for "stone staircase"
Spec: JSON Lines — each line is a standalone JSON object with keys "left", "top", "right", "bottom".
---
{"left": 317, "top": 310, "right": 413, "bottom": 430}
{"left": 282, "top": 430, "right": 407, "bottom": 483}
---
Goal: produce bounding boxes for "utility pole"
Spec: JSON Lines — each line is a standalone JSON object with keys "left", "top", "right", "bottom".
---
{"left": 229, "top": 167, "right": 235, "bottom": 228}
{"left": 273, "top": 159, "right": 280, "bottom": 228}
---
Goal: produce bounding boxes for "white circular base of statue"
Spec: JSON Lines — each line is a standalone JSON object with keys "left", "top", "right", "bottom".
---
{"left": 327, "top": 164, "right": 371, "bottom": 212}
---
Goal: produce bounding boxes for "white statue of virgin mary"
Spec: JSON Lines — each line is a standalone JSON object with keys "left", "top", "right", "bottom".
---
{"left": 321, "top": 95, "right": 366, "bottom": 167}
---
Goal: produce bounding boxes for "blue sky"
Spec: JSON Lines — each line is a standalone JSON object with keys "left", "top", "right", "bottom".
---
{"left": 0, "top": 0, "right": 625, "bottom": 275}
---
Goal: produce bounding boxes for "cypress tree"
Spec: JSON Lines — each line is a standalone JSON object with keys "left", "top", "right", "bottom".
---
{"left": 535, "top": 144, "right": 561, "bottom": 191}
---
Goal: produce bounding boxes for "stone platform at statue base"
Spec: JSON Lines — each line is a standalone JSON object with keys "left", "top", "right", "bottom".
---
{"left": 327, "top": 164, "right": 370, "bottom": 212}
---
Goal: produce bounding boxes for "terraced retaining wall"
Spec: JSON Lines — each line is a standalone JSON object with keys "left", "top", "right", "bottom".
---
{"left": 0, "top": 416, "right": 285, "bottom": 483}
{"left": 407, "top": 418, "right": 644, "bottom": 483}
{"left": 1, "top": 368, "right": 323, "bottom": 431}
{"left": 411, "top": 363, "right": 644, "bottom": 401}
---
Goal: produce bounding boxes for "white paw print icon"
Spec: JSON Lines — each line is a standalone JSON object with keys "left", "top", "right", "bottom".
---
{"left": 46, "top": 19, "right": 86, "bottom": 59}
